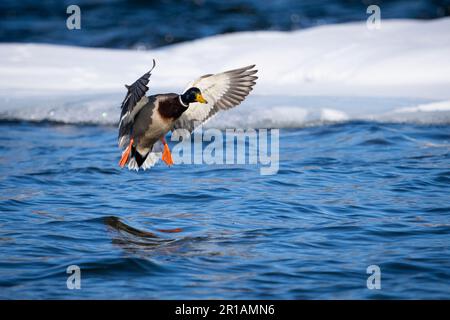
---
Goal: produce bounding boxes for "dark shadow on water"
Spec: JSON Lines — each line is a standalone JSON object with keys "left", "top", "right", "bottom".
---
{"left": 104, "top": 216, "right": 159, "bottom": 238}
{"left": 102, "top": 216, "right": 202, "bottom": 251}
{"left": 104, "top": 216, "right": 174, "bottom": 248}
{"left": 103, "top": 216, "right": 212, "bottom": 260}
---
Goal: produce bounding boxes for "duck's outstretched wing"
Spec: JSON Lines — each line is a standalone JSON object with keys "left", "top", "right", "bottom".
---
{"left": 118, "top": 59, "right": 156, "bottom": 148}
{"left": 173, "top": 65, "right": 258, "bottom": 133}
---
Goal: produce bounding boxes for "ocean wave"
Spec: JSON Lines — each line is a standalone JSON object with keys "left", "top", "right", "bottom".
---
{"left": 1, "top": 18, "right": 450, "bottom": 127}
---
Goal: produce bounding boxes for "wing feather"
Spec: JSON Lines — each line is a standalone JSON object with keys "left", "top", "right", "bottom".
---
{"left": 118, "top": 59, "right": 156, "bottom": 147}
{"left": 173, "top": 65, "right": 257, "bottom": 132}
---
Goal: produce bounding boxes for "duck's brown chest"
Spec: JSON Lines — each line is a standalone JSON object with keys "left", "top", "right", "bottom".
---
{"left": 158, "top": 96, "right": 188, "bottom": 120}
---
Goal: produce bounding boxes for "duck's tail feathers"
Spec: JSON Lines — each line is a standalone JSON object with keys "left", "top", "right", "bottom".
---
{"left": 127, "top": 141, "right": 164, "bottom": 171}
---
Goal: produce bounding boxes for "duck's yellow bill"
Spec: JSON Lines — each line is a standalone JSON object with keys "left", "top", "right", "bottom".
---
{"left": 195, "top": 93, "right": 207, "bottom": 104}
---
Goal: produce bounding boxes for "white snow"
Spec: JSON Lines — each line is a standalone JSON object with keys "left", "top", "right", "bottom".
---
{"left": 1, "top": 18, "right": 450, "bottom": 126}
{"left": 393, "top": 100, "right": 450, "bottom": 113}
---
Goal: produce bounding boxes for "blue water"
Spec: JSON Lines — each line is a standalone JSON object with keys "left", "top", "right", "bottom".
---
{"left": 1, "top": 0, "right": 449, "bottom": 48}
{"left": 0, "top": 121, "right": 449, "bottom": 299}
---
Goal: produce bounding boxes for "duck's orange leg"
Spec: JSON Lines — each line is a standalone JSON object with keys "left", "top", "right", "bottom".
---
{"left": 119, "top": 138, "right": 134, "bottom": 168}
{"left": 160, "top": 137, "right": 174, "bottom": 166}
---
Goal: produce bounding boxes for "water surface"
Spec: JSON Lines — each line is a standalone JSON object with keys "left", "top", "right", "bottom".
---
{"left": 0, "top": 121, "right": 449, "bottom": 299}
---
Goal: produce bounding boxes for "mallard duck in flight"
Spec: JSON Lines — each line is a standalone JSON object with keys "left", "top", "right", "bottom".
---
{"left": 118, "top": 60, "right": 258, "bottom": 171}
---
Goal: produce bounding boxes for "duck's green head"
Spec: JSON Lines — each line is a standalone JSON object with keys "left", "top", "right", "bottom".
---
{"left": 180, "top": 87, "right": 207, "bottom": 105}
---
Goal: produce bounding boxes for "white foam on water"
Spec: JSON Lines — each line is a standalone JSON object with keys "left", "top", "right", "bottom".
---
{"left": 1, "top": 18, "right": 450, "bottom": 127}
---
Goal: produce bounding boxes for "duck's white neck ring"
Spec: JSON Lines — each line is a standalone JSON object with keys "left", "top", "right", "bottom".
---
{"left": 179, "top": 95, "right": 188, "bottom": 108}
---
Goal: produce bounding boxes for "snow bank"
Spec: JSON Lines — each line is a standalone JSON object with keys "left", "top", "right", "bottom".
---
{"left": 1, "top": 18, "right": 450, "bottom": 126}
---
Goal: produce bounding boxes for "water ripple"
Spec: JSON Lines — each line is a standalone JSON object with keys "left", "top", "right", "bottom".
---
{"left": 1, "top": 122, "right": 449, "bottom": 298}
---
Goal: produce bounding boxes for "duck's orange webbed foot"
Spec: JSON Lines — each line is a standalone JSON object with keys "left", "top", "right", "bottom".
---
{"left": 119, "top": 138, "right": 134, "bottom": 168}
{"left": 161, "top": 141, "right": 174, "bottom": 166}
